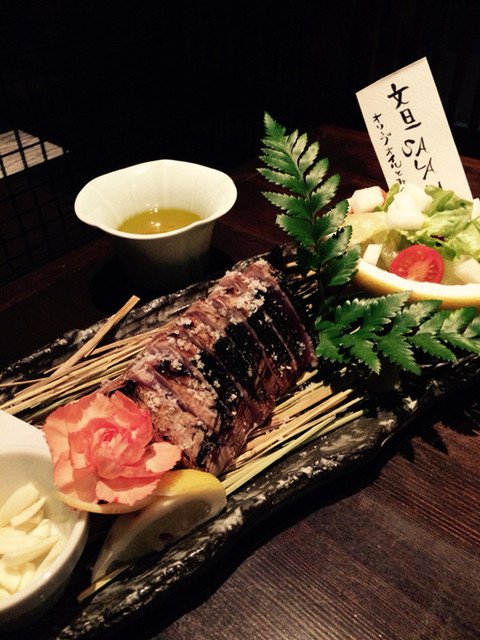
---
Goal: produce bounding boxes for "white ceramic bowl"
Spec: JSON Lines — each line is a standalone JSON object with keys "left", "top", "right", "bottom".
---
{"left": 74, "top": 159, "right": 237, "bottom": 291}
{"left": 0, "top": 446, "right": 89, "bottom": 629}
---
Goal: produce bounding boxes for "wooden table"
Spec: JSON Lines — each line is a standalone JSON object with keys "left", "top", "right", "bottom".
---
{"left": 1, "top": 125, "right": 480, "bottom": 640}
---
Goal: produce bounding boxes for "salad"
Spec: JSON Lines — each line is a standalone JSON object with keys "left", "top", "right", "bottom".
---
{"left": 348, "top": 183, "right": 480, "bottom": 285}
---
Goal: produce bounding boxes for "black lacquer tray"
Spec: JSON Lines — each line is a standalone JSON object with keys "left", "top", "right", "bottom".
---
{"left": 1, "top": 247, "right": 480, "bottom": 639}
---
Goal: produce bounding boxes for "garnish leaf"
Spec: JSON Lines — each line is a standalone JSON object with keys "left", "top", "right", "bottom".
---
{"left": 276, "top": 213, "right": 316, "bottom": 247}
{"left": 259, "top": 113, "right": 480, "bottom": 375}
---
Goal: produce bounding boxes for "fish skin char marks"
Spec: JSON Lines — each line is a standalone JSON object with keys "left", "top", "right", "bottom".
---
{"left": 101, "top": 259, "right": 317, "bottom": 476}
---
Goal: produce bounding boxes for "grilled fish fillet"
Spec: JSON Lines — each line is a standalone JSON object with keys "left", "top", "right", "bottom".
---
{"left": 101, "top": 258, "right": 317, "bottom": 475}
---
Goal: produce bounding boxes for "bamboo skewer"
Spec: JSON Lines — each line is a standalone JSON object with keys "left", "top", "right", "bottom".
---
{"left": 0, "top": 280, "right": 376, "bottom": 603}
{"left": 0, "top": 327, "right": 158, "bottom": 416}
{"left": 221, "top": 408, "right": 365, "bottom": 495}
{"left": 12, "top": 296, "right": 140, "bottom": 404}
{"left": 0, "top": 311, "right": 178, "bottom": 418}
{"left": 49, "top": 296, "right": 141, "bottom": 378}
{"left": 1, "top": 283, "right": 367, "bottom": 500}
{"left": 233, "top": 390, "right": 360, "bottom": 468}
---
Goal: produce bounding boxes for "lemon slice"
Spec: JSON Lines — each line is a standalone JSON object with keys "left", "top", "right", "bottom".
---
{"left": 54, "top": 467, "right": 222, "bottom": 515}
{"left": 90, "top": 469, "right": 227, "bottom": 583}
{"left": 53, "top": 491, "right": 157, "bottom": 515}
{"left": 354, "top": 258, "right": 480, "bottom": 309}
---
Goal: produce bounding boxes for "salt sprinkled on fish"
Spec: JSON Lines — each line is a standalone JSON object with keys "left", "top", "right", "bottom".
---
{"left": 101, "top": 258, "right": 317, "bottom": 476}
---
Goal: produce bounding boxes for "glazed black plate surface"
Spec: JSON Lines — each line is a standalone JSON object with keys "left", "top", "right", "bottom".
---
{"left": 1, "top": 247, "right": 479, "bottom": 639}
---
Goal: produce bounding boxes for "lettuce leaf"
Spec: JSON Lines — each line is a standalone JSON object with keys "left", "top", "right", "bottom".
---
{"left": 399, "top": 186, "right": 473, "bottom": 259}
{"left": 423, "top": 185, "right": 472, "bottom": 215}
{"left": 374, "top": 183, "right": 400, "bottom": 212}
{"left": 448, "top": 218, "right": 480, "bottom": 260}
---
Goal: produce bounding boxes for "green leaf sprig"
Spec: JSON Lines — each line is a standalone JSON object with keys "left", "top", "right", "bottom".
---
{"left": 258, "top": 113, "right": 480, "bottom": 374}
{"left": 259, "top": 113, "right": 360, "bottom": 311}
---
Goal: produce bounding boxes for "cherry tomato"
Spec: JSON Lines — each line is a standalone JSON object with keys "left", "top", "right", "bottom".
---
{"left": 389, "top": 245, "right": 444, "bottom": 283}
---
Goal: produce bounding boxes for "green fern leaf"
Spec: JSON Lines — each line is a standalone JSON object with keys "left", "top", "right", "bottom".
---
{"left": 311, "top": 174, "right": 340, "bottom": 211}
{"left": 258, "top": 113, "right": 480, "bottom": 375}
{"left": 436, "top": 307, "right": 480, "bottom": 352}
{"left": 313, "top": 202, "right": 348, "bottom": 239}
{"left": 321, "top": 245, "right": 361, "bottom": 288}
{"left": 440, "top": 332, "right": 480, "bottom": 353}
{"left": 296, "top": 137, "right": 319, "bottom": 174}
{"left": 408, "top": 332, "right": 457, "bottom": 361}
{"left": 317, "top": 228, "right": 352, "bottom": 265}
{"left": 258, "top": 167, "right": 305, "bottom": 195}
{"left": 348, "top": 338, "right": 382, "bottom": 373}
{"left": 440, "top": 306, "right": 477, "bottom": 333}
{"left": 276, "top": 214, "right": 315, "bottom": 247}
{"left": 263, "top": 192, "right": 313, "bottom": 218}
{"left": 378, "top": 331, "right": 420, "bottom": 374}
{"left": 393, "top": 299, "right": 441, "bottom": 333}
{"left": 259, "top": 151, "right": 296, "bottom": 174}
{"left": 332, "top": 298, "right": 369, "bottom": 328}
{"left": 304, "top": 157, "right": 330, "bottom": 195}
{"left": 315, "top": 322, "right": 344, "bottom": 363}
{"left": 463, "top": 314, "right": 480, "bottom": 339}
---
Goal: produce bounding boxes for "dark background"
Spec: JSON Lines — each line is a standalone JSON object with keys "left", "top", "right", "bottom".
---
{"left": 1, "top": 0, "right": 480, "bottom": 283}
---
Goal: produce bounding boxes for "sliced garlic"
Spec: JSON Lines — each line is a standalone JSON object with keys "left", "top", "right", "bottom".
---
{"left": 10, "top": 497, "right": 46, "bottom": 528}
{"left": 0, "top": 482, "right": 67, "bottom": 599}
{"left": 0, "top": 482, "right": 40, "bottom": 528}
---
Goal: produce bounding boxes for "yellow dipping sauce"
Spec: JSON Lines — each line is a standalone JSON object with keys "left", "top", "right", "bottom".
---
{"left": 118, "top": 208, "right": 202, "bottom": 234}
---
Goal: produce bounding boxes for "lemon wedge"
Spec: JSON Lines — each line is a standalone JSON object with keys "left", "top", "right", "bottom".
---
{"left": 354, "top": 258, "right": 480, "bottom": 310}
{"left": 90, "top": 469, "right": 227, "bottom": 583}
{"left": 54, "top": 491, "right": 157, "bottom": 515}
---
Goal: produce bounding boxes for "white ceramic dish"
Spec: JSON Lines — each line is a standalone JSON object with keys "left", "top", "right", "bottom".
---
{"left": 0, "top": 442, "right": 88, "bottom": 629}
{"left": 74, "top": 159, "right": 237, "bottom": 290}
{"left": 0, "top": 409, "right": 48, "bottom": 449}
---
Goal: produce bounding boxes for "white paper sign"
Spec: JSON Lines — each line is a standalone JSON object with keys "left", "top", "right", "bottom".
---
{"left": 356, "top": 57, "right": 472, "bottom": 200}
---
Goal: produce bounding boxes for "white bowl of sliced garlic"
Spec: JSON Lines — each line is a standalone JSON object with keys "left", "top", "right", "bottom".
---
{"left": 0, "top": 446, "right": 88, "bottom": 628}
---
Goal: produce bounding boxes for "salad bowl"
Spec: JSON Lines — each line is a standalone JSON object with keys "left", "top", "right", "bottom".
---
{"left": 348, "top": 183, "right": 480, "bottom": 309}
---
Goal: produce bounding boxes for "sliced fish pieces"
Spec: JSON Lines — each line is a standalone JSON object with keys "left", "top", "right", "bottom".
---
{"left": 101, "top": 258, "right": 317, "bottom": 475}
